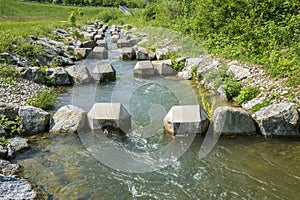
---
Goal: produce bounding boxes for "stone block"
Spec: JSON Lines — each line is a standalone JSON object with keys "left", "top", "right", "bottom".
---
{"left": 92, "top": 64, "right": 116, "bottom": 82}
{"left": 164, "top": 105, "right": 209, "bottom": 136}
{"left": 134, "top": 61, "right": 156, "bottom": 78}
{"left": 152, "top": 59, "right": 177, "bottom": 76}
{"left": 120, "top": 48, "right": 135, "bottom": 60}
{"left": 87, "top": 47, "right": 108, "bottom": 59}
{"left": 87, "top": 103, "right": 131, "bottom": 133}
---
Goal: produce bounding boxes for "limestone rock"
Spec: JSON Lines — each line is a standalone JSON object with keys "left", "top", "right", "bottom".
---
{"left": 0, "top": 159, "right": 21, "bottom": 176}
{"left": 228, "top": 65, "right": 251, "bottom": 81}
{"left": 134, "top": 61, "right": 156, "bottom": 78}
{"left": 45, "top": 67, "right": 71, "bottom": 85}
{"left": 66, "top": 65, "right": 91, "bottom": 84}
{"left": 7, "top": 137, "right": 30, "bottom": 157}
{"left": 17, "top": 67, "right": 45, "bottom": 84}
{"left": 253, "top": 103, "right": 300, "bottom": 136}
{"left": 87, "top": 103, "right": 131, "bottom": 133}
{"left": 92, "top": 64, "right": 116, "bottom": 82}
{"left": 213, "top": 106, "right": 256, "bottom": 135}
{"left": 0, "top": 102, "right": 19, "bottom": 121}
{"left": 120, "top": 48, "right": 135, "bottom": 60}
{"left": 155, "top": 48, "right": 169, "bottom": 60}
{"left": 74, "top": 48, "right": 92, "bottom": 60}
{"left": 0, "top": 175, "right": 36, "bottom": 199}
{"left": 242, "top": 97, "right": 266, "bottom": 110}
{"left": 19, "top": 106, "right": 50, "bottom": 135}
{"left": 164, "top": 105, "right": 209, "bottom": 136}
{"left": 50, "top": 105, "right": 86, "bottom": 133}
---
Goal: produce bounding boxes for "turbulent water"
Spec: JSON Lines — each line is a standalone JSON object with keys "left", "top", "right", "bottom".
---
{"left": 14, "top": 32, "right": 300, "bottom": 199}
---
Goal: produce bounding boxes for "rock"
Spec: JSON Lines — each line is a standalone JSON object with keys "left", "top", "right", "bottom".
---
{"left": 74, "top": 48, "right": 92, "bottom": 60}
{"left": 50, "top": 105, "right": 86, "bottom": 133}
{"left": 17, "top": 66, "right": 45, "bottom": 84}
{"left": 0, "top": 160, "right": 21, "bottom": 176}
{"left": 0, "top": 146, "right": 7, "bottom": 158}
{"left": 152, "top": 59, "right": 177, "bottom": 76}
{"left": 128, "top": 38, "right": 137, "bottom": 47}
{"left": 120, "top": 48, "right": 136, "bottom": 60}
{"left": 66, "top": 65, "right": 91, "bottom": 84}
{"left": 111, "top": 35, "right": 120, "bottom": 43}
{"left": 117, "top": 39, "right": 129, "bottom": 48}
{"left": 185, "top": 58, "right": 202, "bottom": 70}
{"left": 87, "top": 103, "right": 131, "bottom": 133}
{"left": 164, "top": 105, "right": 209, "bottom": 136}
{"left": 84, "top": 33, "right": 95, "bottom": 41}
{"left": 213, "top": 106, "right": 256, "bottom": 135}
{"left": 228, "top": 65, "right": 251, "bottom": 81}
{"left": 92, "top": 64, "right": 116, "bottom": 82}
{"left": 96, "top": 40, "right": 108, "bottom": 49}
{"left": 55, "top": 28, "right": 69, "bottom": 35}
{"left": 178, "top": 71, "right": 191, "bottom": 80}
{"left": 7, "top": 137, "right": 30, "bottom": 157}
{"left": 19, "top": 106, "right": 50, "bottom": 135}
{"left": 0, "top": 175, "right": 36, "bottom": 199}
{"left": 87, "top": 47, "right": 108, "bottom": 59}
{"left": 217, "top": 87, "right": 228, "bottom": 100}
{"left": 136, "top": 47, "right": 155, "bottom": 60}
{"left": 197, "top": 56, "right": 221, "bottom": 77}
{"left": 242, "top": 97, "right": 266, "bottom": 110}
{"left": 0, "top": 125, "right": 6, "bottom": 137}
{"left": 0, "top": 103, "right": 19, "bottom": 121}
{"left": 46, "top": 67, "right": 71, "bottom": 85}
{"left": 94, "top": 34, "right": 104, "bottom": 41}
{"left": 155, "top": 48, "right": 169, "bottom": 60}
{"left": 81, "top": 40, "right": 97, "bottom": 49}
{"left": 134, "top": 61, "right": 156, "bottom": 78}
{"left": 253, "top": 103, "right": 300, "bottom": 136}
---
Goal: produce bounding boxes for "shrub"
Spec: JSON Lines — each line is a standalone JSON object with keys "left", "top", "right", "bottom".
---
{"left": 26, "top": 88, "right": 57, "bottom": 110}
{"left": 236, "top": 87, "right": 260, "bottom": 104}
{"left": 68, "top": 11, "right": 77, "bottom": 26}
{"left": 222, "top": 77, "right": 242, "bottom": 100}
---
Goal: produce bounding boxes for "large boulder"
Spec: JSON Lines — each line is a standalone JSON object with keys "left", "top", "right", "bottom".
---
{"left": 0, "top": 175, "right": 36, "bottom": 200}
{"left": 87, "top": 103, "right": 131, "bottom": 133}
{"left": 50, "top": 105, "right": 86, "bottom": 133}
{"left": 0, "top": 102, "right": 19, "bottom": 121}
{"left": 0, "top": 159, "right": 21, "bottom": 176}
{"left": 6, "top": 137, "right": 30, "bottom": 158}
{"left": 66, "top": 65, "right": 91, "bottom": 84}
{"left": 120, "top": 48, "right": 136, "bottom": 60}
{"left": 45, "top": 67, "right": 71, "bottom": 85}
{"left": 92, "top": 64, "right": 116, "bottom": 82}
{"left": 74, "top": 48, "right": 92, "bottom": 60}
{"left": 19, "top": 106, "right": 50, "bottom": 135}
{"left": 134, "top": 60, "right": 156, "bottom": 78}
{"left": 213, "top": 106, "right": 256, "bottom": 135}
{"left": 155, "top": 48, "right": 169, "bottom": 60}
{"left": 164, "top": 105, "right": 209, "bottom": 136}
{"left": 228, "top": 64, "right": 251, "bottom": 81}
{"left": 253, "top": 103, "right": 300, "bottom": 136}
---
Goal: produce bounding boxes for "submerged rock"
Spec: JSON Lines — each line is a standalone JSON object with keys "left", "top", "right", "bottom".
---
{"left": 213, "top": 106, "right": 256, "bottom": 135}
{"left": 50, "top": 105, "right": 86, "bottom": 133}
{"left": 0, "top": 175, "right": 36, "bottom": 199}
{"left": 19, "top": 106, "right": 50, "bottom": 135}
{"left": 253, "top": 103, "right": 300, "bottom": 136}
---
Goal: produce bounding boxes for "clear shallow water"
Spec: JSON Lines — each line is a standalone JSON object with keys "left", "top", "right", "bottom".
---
{"left": 14, "top": 32, "right": 300, "bottom": 199}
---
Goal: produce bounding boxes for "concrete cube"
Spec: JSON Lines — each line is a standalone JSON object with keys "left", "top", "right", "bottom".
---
{"left": 87, "top": 47, "right": 108, "bottom": 59}
{"left": 164, "top": 105, "right": 209, "bottom": 136}
{"left": 117, "top": 39, "right": 129, "bottom": 48}
{"left": 92, "top": 64, "right": 116, "bottom": 82}
{"left": 96, "top": 40, "right": 108, "bottom": 49}
{"left": 87, "top": 103, "right": 131, "bottom": 133}
{"left": 120, "top": 48, "right": 136, "bottom": 60}
{"left": 134, "top": 60, "right": 156, "bottom": 78}
{"left": 152, "top": 59, "right": 177, "bottom": 76}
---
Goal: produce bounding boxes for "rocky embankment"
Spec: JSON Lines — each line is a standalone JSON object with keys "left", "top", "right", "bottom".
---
{"left": 0, "top": 21, "right": 300, "bottom": 198}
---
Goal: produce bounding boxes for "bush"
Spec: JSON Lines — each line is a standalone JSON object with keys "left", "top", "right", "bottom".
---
{"left": 222, "top": 77, "right": 242, "bottom": 100}
{"left": 26, "top": 88, "right": 57, "bottom": 110}
{"left": 68, "top": 11, "right": 76, "bottom": 26}
{"left": 236, "top": 87, "right": 260, "bottom": 104}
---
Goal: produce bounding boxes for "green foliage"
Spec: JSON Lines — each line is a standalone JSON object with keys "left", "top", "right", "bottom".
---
{"left": 251, "top": 99, "right": 271, "bottom": 112}
{"left": 161, "top": 52, "right": 185, "bottom": 72}
{"left": 0, "top": 137, "right": 8, "bottom": 147}
{"left": 236, "top": 87, "right": 260, "bottom": 104}
{"left": 189, "top": 66, "right": 197, "bottom": 79}
{"left": 222, "top": 77, "right": 242, "bottom": 100}
{"left": 0, "top": 64, "right": 18, "bottom": 84}
{"left": 26, "top": 88, "right": 57, "bottom": 110}
{"left": 0, "top": 116, "right": 20, "bottom": 136}
{"left": 203, "top": 65, "right": 228, "bottom": 89}
{"left": 68, "top": 11, "right": 77, "bottom": 26}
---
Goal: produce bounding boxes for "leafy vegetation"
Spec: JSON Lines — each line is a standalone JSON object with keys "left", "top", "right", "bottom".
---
{"left": 26, "top": 89, "right": 57, "bottom": 110}
{"left": 222, "top": 77, "right": 242, "bottom": 101}
{"left": 236, "top": 87, "right": 260, "bottom": 104}
{"left": 251, "top": 99, "right": 271, "bottom": 112}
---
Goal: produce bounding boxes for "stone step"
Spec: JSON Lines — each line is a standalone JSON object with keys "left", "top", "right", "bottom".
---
{"left": 92, "top": 63, "right": 116, "bottom": 83}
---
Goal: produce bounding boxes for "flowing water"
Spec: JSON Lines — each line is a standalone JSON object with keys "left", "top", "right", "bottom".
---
{"left": 14, "top": 32, "right": 300, "bottom": 199}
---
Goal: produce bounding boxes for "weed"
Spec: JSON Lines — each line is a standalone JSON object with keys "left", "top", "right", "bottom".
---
{"left": 251, "top": 99, "right": 271, "bottom": 112}
{"left": 26, "top": 88, "right": 57, "bottom": 110}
